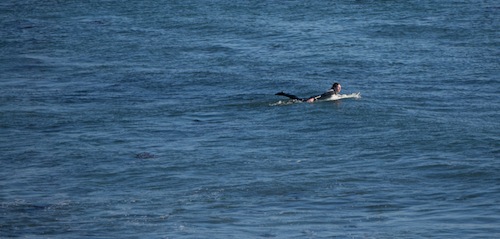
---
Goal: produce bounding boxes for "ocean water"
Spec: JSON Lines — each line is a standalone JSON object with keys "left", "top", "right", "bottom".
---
{"left": 1, "top": 0, "right": 499, "bottom": 238}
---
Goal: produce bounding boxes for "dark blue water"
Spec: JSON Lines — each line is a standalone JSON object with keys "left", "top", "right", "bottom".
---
{"left": 1, "top": 1, "right": 499, "bottom": 238}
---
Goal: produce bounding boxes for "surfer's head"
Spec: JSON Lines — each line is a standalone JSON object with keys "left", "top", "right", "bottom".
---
{"left": 331, "top": 83, "right": 341, "bottom": 93}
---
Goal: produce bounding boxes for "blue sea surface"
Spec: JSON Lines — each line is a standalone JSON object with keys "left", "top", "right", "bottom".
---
{"left": 1, "top": 0, "right": 499, "bottom": 238}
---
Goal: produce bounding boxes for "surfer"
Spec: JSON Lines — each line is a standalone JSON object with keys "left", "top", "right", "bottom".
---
{"left": 275, "top": 82, "right": 342, "bottom": 103}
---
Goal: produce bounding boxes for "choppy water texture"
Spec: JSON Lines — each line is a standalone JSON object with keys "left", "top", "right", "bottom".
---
{"left": 1, "top": 0, "right": 499, "bottom": 238}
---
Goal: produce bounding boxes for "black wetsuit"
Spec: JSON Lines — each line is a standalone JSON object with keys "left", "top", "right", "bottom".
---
{"left": 276, "top": 89, "right": 336, "bottom": 101}
{"left": 275, "top": 92, "right": 304, "bottom": 101}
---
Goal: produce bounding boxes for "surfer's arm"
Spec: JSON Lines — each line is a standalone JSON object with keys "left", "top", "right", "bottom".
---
{"left": 306, "top": 91, "right": 333, "bottom": 102}
{"left": 306, "top": 96, "right": 320, "bottom": 103}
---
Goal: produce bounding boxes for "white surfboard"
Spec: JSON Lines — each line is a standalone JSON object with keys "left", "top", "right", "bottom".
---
{"left": 271, "top": 92, "right": 361, "bottom": 106}
{"left": 324, "top": 92, "right": 361, "bottom": 101}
